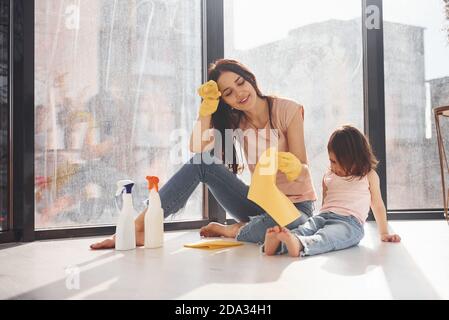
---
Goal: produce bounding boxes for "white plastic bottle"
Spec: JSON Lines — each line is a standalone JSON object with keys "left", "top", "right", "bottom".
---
{"left": 115, "top": 180, "right": 136, "bottom": 251}
{"left": 144, "top": 176, "right": 164, "bottom": 249}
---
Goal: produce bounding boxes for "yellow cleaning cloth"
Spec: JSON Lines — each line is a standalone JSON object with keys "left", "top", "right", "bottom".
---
{"left": 184, "top": 240, "right": 243, "bottom": 250}
{"left": 247, "top": 147, "right": 302, "bottom": 227}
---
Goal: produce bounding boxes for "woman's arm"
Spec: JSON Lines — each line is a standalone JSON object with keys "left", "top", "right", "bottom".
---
{"left": 286, "top": 107, "right": 308, "bottom": 165}
{"left": 190, "top": 81, "right": 221, "bottom": 153}
{"left": 189, "top": 115, "right": 215, "bottom": 153}
{"left": 368, "top": 170, "right": 401, "bottom": 242}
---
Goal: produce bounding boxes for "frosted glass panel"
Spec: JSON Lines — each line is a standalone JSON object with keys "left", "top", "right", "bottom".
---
{"left": 35, "top": 0, "right": 202, "bottom": 229}
{"left": 224, "top": 0, "right": 363, "bottom": 207}
{"left": 384, "top": 0, "right": 449, "bottom": 209}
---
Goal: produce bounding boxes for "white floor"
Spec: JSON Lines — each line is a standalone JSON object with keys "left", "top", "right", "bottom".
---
{"left": 0, "top": 220, "right": 448, "bottom": 300}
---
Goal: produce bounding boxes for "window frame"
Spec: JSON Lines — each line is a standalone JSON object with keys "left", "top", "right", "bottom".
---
{"left": 203, "top": 0, "right": 226, "bottom": 224}
{"left": 0, "top": 0, "right": 11, "bottom": 240}
{"left": 11, "top": 0, "right": 35, "bottom": 242}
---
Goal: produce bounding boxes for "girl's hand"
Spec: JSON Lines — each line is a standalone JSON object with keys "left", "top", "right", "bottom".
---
{"left": 381, "top": 233, "right": 401, "bottom": 243}
{"left": 198, "top": 80, "right": 221, "bottom": 117}
{"left": 278, "top": 152, "right": 303, "bottom": 181}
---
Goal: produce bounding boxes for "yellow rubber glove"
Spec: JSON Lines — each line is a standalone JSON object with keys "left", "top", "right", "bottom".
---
{"left": 197, "top": 80, "right": 221, "bottom": 117}
{"left": 278, "top": 152, "right": 303, "bottom": 181}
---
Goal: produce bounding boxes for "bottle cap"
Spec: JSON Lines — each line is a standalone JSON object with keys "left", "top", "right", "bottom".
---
{"left": 146, "top": 176, "right": 160, "bottom": 192}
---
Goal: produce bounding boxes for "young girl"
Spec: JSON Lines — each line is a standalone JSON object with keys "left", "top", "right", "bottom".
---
{"left": 90, "top": 59, "right": 316, "bottom": 249}
{"left": 263, "top": 125, "right": 401, "bottom": 257}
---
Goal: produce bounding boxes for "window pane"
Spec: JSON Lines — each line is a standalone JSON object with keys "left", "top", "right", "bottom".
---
{"left": 0, "top": 0, "right": 8, "bottom": 232}
{"left": 384, "top": 0, "right": 449, "bottom": 210}
{"left": 35, "top": 0, "right": 202, "bottom": 229}
{"left": 224, "top": 0, "right": 363, "bottom": 207}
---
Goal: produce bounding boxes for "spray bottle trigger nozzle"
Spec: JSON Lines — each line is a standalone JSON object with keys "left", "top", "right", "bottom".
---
{"left": 116, "top": 179, "right": 135, "bottom": 196}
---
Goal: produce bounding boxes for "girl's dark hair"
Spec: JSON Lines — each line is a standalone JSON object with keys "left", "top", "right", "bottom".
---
{"left": 207, "top": 59, "right": 276, "bottom": 174}
{"left": 327, "top": 125, "right": 378, "bottom": 178}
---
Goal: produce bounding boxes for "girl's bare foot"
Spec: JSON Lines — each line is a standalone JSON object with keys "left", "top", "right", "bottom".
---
{"left": 277, "top": 227, "right": 303, "bottom": 257}
{"left": 200, "top": 222, "right": 245, "bottom": 238}
{"left": 264, "top": 226, "right": 282, "bottom": 256}
{"left": 90, "top": 230, "right": 145, "bottom": 250}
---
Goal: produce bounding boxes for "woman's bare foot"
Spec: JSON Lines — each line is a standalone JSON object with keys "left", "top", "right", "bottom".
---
{"left": 200, "top": 222, "right": 245, "bottom": 238}
{"left": 90, "top": 230, "right": 145, "bottom": 250}
{"left": 276, "top": 227, "right": 303, "bottom": 257}
{"left": 90, "top": 237, "right": 116, "bottom": 250}
{"left": 264, "top": 226, "right": 282, "bottom": 256}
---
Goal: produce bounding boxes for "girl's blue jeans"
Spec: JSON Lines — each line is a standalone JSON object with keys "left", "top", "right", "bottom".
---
{"left": 152, "top": 152, "right": 315, "bottom": 244}
{"left": 270, "top": 212, "right": 365, "bottom": 256}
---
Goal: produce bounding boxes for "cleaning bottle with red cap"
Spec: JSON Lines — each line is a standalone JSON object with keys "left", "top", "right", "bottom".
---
{"left": 144, "top": 176, "right": 164, "bottom": 249}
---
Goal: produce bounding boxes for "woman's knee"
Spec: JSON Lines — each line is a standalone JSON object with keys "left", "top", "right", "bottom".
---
{"left": 189, "top": 151, "right": 222, "bottom": 180}
{"left": 236, "top": 214, "right": 276, "bottom": 244}
{"left": 294, "top": 200, "right": 315, "bottom": 218}
{"left": 286, "top": 213, "right": 309, "bottom": 230}
{"left": 189, "top": 150, "right": 218, "bottom": 165}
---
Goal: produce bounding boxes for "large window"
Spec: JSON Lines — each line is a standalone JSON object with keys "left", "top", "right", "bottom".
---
{"left": 0, "top": 0, "right": 8, "bottom": 232}
{"left": 383, "top": 0, "right": 449, "bottom": 210}
{"left": 224, "top": 0, "right": 363, "bottom": 206}
{"left": 2, "top": 0, "right": 447, "bottom": 244}
{"left": 34, "top": 0, "right": 202, "bottom": 229}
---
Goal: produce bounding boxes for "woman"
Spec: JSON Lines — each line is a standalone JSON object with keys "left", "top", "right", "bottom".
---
{"left": 91, "top": 59, "right": 316, "bottom": 249}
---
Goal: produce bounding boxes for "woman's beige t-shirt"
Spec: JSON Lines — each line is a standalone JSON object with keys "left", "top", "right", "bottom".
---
{"left": 237, "top": 97, "right": 317, "bottom": 203}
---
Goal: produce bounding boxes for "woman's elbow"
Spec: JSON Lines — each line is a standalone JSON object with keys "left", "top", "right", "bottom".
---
{"left": 189, "top": 143, "right": 205, "bottom": 154}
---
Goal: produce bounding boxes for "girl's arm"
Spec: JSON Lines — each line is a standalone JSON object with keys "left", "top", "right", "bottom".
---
{"left": 322, "top": 176, "right": 327, "bottom": 207}
{"left": 368, "top": 170, "right": 401, "bottom": 243}
{"left": 286, "top": 107, "right": 308, "bottom": 165}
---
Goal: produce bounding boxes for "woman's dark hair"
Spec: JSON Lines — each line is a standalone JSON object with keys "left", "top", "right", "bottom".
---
{"left": 207, "top": 59, "right": 275, "bottom": 174}
{"left": 327, "top": 125, "right": 378, "bottom": 178}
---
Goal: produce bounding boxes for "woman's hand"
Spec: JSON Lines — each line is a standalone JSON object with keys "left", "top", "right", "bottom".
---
{"left": 198, "top": 80, "right": 221, "bottom": 117}
{"left": 381, "top": 233, "right": 401, "bottom": 243}
{"left": 278, "top": 152, "right": 303, "bottom": 181}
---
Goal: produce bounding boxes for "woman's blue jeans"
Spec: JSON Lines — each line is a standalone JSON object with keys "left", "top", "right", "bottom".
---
{"left": 154, "top": 152, "right": 315, "bottom": 244}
